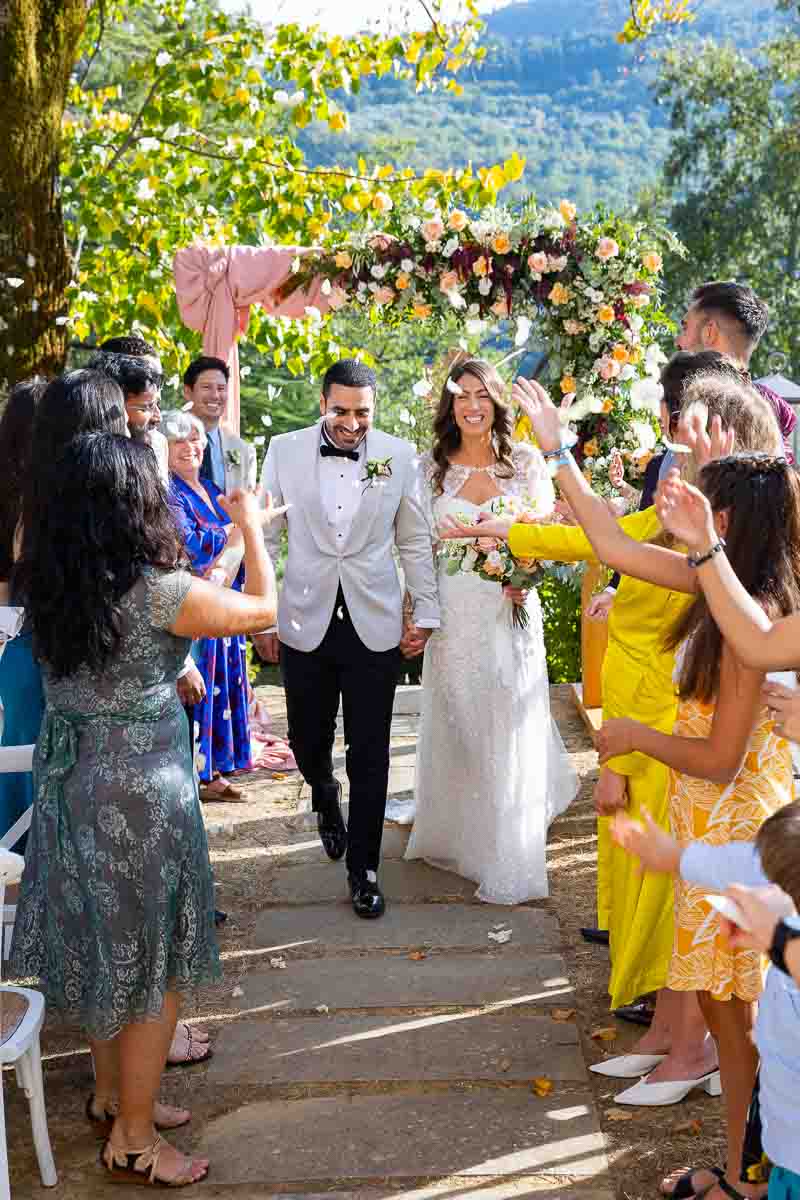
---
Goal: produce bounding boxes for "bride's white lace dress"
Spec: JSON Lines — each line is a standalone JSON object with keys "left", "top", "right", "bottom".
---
{"left": 405, "top": 443, "right": 578, "bottom": 903}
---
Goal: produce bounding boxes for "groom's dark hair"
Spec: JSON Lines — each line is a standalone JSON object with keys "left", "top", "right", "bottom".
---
{"left": 322, "top": 359, "right": 377, "bottom": 399}
{"left": 691, "top": 282, "right": 769, "bottom": 358}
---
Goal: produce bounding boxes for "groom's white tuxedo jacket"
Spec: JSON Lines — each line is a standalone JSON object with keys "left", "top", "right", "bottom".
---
{"left": 260, "top": 423, "right": 439, "bottom": 653}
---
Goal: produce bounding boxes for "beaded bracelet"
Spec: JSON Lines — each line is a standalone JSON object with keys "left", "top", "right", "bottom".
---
{"left": 546, "top": 448, "right": 574, "bottom": 478}
{"left": 687, "top": 539, "right": 726, "bottom": 568}
{"left": 540, "top": 434, "right": 577, "bottom": 461}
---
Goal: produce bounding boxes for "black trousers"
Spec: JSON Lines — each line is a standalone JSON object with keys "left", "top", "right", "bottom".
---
{"left": 280, "top": 589, "right": 401, "bottom": 875}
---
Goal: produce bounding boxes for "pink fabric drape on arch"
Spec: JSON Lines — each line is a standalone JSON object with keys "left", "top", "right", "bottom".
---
{"left": 173, "top": 244, "right": 332, "bottom": 434}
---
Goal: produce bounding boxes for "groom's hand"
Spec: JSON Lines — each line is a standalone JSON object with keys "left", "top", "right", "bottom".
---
{"left": 400, "top": 625, "right": 431, "bottom": 659}
{"left": 253, "top": 632, "right": 281, "bottom": 663}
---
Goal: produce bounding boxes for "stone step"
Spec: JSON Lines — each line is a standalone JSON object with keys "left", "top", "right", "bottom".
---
{"left": 206, "top": 1011, "right": 585, "bottom": 1086}
{"left": 252, "top": 903, "right": 559, "bottom": 957}
{"left": 263, "top": 860, "right": 478, "bottom": 905}
{"left": 202, "top": 1090, "right": 608, "bottom": 1186}
{"left": 228, "top": 953, "right": 573, "bottom": 1016}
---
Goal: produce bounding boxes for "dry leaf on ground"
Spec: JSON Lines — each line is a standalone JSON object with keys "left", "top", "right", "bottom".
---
{"left": 673, "top": 1119, "right": 703, "bottom": 1136}
{"left": 409, "top": 950, "right": 427, "bottom": 961}
{"left": 590, "top": 1026, "right": 618, "bottom": 1042}
{"left": 552, "top": 1008, "right": 577, "bottom": 1021}
{"left": 531, "top": 1077, "right": 554, "bottom": 1097}
{"left": 605, "top": 1108, "right": 634, "bottom": 1122}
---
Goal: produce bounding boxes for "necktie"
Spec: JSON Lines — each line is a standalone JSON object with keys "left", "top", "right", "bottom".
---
{"left": 320, "top": 444, "right": 360, "bottom": 463}
{"left": 201, "top": 438, "right": 215, "bottom": 483}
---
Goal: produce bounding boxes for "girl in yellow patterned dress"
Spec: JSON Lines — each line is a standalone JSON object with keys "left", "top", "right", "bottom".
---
{"left": 449, "top": 374, "right": 798, "bottom": 1200}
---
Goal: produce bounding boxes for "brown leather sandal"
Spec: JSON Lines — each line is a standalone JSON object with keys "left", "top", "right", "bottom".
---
{"left": 86, "top": 1095, "right": 191, "bottom": 1140}
{"left": 101, "top": 1136, "right": 208, "bottom": 1187}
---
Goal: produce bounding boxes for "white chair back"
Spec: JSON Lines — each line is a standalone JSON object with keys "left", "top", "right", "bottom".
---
{"left": 0, "top": 747, "right": 34, "bottom": 962}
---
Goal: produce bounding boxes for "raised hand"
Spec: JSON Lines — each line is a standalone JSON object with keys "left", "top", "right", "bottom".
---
{"left": 608, "top": 449, "right": 625, "bottom": 490}
{"left": 611, "top": 808, "right": 682, "bottom": 875}
{"left": 719, "top": 884, "right": 796, "bottom": 952}
{"left": 654, "top": 471, "right": 716, "bottom": 551}
{"left": 678, "top": 410, "right": 735, "bottom": 469}
{"left": 511, "top": 377, "right": 561, "bottom": 453}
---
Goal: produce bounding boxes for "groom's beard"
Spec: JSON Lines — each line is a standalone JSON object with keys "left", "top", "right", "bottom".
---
{"left": 129, "top": 425, "right": 151, "bottom": 446}
{"left": 322, "top": 421, "right": 368, "bottom": 452}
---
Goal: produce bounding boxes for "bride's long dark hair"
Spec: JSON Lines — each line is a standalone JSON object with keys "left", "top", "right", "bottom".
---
{"left": 430, "top": 358, "right": 515, "bottom": 497}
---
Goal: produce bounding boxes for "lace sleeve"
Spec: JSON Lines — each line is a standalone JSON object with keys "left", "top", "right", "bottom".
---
{"left": 416, "top": 451, "right": 438, "bottom": 542}
{"left": 512, "top": 444, "right": 555, "bottom": 518}
{"left": 147, "top": 568, "right": 193, "bottom": 631}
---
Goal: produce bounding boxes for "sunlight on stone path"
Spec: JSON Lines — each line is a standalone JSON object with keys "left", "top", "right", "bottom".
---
{"left": 5, "top": 683, "right": 611, "bottom": 1200}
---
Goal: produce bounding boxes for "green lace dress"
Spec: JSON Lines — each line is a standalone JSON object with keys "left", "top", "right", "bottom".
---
{"left": 10, "top": 567, "right": 221, "bottom": 1040}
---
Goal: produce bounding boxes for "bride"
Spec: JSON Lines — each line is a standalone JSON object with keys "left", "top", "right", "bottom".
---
{"left": 405, "top": 358, "right": 578, "bottom": 903}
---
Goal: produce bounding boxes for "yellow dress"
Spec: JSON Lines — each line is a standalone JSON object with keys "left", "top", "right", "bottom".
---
{"left": 668, "top": 696, "right": 793, "bottom": 1001}
{"left": 509, "top": 510, "right": 693, "bottom": 1008}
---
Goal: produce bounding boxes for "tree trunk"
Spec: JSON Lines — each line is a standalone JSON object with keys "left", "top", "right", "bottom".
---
{"left": 0, "top": 0, "right": 87, "bottom": 386}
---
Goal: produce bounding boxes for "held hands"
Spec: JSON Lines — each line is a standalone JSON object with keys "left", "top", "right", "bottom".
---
{"left": 611, "top": 807, "right": 682, "bottom": 875}
{"left": 253, "top": 632, "right": 281, "bottom": 663}
{"left": 511, "top": 377, "right": 561, "bottom": 453}
{"left": 655, "top": 471, "right": 717, "bottom": 552}
{"left": 596, "top": 716, "right": 638, "bottom": 764}
{"left": 437, "top": 512, "right": 515, "bottom": 541}
{"left": 400, "top": 624, "right": 432, "bottom": 659}
{"left": 503, "top": 585, "right": 529, "bottom": 606}
{"left": 593, "top": 767, "right": 628, "bottom": 816}
{"left": 762, "top": 682, "right": 800, "bottom": 741}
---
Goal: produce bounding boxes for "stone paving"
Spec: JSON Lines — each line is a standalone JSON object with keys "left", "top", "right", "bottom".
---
{"left": 6, "top": 684, "right": 609, "bottom": 1200}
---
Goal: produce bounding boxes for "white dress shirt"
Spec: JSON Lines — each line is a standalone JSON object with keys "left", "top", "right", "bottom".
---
{"left": 319, "top": 427, "right": 366, "bottom": 546}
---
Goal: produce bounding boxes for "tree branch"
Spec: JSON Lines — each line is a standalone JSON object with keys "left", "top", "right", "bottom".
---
{"left": 75, "top": 0, "right": 106, "bottom": 89}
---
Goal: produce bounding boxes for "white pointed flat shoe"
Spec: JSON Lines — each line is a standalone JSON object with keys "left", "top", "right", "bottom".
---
{"left": 614, "top": 1069, "right": 722, "bottom": 1107}
{"left": 589, "top": 1053, "right": 667, "bottom": 1079}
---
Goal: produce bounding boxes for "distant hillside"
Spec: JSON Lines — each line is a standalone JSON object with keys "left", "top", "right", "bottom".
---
{"left": 298, "top": 0, "right": 788, "bottom": 211}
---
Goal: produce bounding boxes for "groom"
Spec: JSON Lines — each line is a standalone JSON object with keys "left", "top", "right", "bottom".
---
{"left": 256, "top": 360, "right": 439, "bottom": 917}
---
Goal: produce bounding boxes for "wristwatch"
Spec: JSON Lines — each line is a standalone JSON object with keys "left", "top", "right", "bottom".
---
{"left": 769, "top": 919, "right": 800, "bottom": 975}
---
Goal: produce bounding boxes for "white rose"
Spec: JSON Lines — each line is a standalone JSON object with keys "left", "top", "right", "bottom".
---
{"left": 630, "top": 376, "right": 663, "bottom": 416}
{"left": 631, "top": 419, "right": 658, "bottom": 455}
{"left": 461, "top": 548, "right": 479, "bottom": 572}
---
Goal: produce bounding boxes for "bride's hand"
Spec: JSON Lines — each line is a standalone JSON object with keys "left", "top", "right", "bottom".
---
{"left": 511, "top": 378, "right": 561, "bottom": 453}
{"left": 437, "top": 514, "right": 515, "bottom": 541}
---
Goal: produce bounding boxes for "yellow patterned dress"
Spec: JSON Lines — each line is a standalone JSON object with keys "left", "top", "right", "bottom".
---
{"left": 667, "top": 694, "right": 794, "bottom": 1001}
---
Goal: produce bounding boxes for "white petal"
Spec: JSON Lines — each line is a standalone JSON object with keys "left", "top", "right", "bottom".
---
{"left": 412, "top": 379, "right": 433, "bottom": 397}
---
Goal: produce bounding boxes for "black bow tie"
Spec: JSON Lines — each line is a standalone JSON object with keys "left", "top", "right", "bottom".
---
{"left": 320, "top": 443, "right": 360, "bottom": 462}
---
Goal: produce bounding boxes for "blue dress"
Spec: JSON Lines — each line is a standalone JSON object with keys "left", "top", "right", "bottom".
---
{"left": 169, "top": 475, "right": 251, "bottom": 783}
{"left": 0, "top": 598, "right": 43, "bottom": 843}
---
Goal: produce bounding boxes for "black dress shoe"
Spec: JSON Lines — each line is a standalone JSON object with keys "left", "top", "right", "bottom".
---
{"left": 214, "top": 909, "right": 228, "bottom": 927}
{"left": 580, "top": 927, "right": 610, "bottom": 946}
{"left": 316, "top": 783, "right": 347, "bottom": 861}
{"left": 613, "top": 1000, "right": 654, "bottom": 1027}
{"left": 348, "top": 871, "right": 385, "bottom": 919}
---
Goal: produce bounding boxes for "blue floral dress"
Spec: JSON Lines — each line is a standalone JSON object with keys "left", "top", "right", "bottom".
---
{"left": 9, "top": 568, "right": 220, "bottom": 1040}
{"left": 169, "top": 475, "right": 251, "bottom": 783}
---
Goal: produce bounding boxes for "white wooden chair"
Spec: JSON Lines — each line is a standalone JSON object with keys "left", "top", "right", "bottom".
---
{"left": 0, "top": 746, "right": 33, "bottom": 962}
{"left": 0, "top": 751, "right": 57, "bottom": 1196}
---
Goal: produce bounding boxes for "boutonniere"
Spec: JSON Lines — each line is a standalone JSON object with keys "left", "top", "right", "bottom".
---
{"left": 225, "top": 448, "right": 242, "bottom": 468}
{"left": 361, "top": 456, "right": 393, "bottom": 493}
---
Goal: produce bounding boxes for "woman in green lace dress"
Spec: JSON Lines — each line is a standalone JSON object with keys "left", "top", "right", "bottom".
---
{"left": 11, "top": 432, "right": 278, "bottom": 1187}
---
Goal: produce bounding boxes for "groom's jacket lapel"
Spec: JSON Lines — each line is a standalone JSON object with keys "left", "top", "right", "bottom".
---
{"left": 342, "top": 428, "right": 387, "bottom": 557}
{"left": 290, "top": 422, "right": 338, "bottom": 555}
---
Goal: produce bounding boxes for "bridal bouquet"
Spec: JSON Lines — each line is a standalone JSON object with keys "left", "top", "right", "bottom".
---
{"left": 437, "top": 498, "right": 543, "bottom": 630}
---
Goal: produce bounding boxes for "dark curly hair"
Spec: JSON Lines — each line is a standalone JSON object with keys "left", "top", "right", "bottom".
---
{"left": 0, "top": 377, "right": 48, "bottom": 583}
{"left": 666, "top": 455, "right": 800, "bottom": 702}
{"left": 430, "top": 358, "right": 514, "bottom": 497}
{"left": 17, "top": 433, "right": 186, "bottom": 678}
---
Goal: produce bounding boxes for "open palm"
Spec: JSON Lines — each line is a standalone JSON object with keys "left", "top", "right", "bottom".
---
{"left": 511, "top": 378, "right": 562, "bottom": 452}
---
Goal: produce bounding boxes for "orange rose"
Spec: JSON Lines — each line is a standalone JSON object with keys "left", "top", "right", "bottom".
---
{"left": 643, "top": 251, "right": 663, "bottom": 273}
{"left": 472, "top": 255, "right": 490, "bottom": 278}
{"left": 548, "top": 282, "right": 571, "bottom": 305}
{"left": 559, "top": 199, "right": 577, "bottom": 222}
{"left": 411, "top": 302, "right": 432, "bottom": 320}
{"left": 596, "top": 305, "right": 615, "bottom": 325}
{"left": 491, "top": 296, "right": 509, "bottom": 318}
{"left": 492, "top": 233, "right": 512, "bottom": 254}
{"left": 612, "top": 345, "right": 630, "bottom": 363}
{"left": 395, "top": 272, "right": 411, "bottom": 291}
{"left": 334, "top": 251, "right": 353, "bottom": 269}
{"left": 560, "top": 375, "right": 577, "bottom": 394}
{"left": 439, "top": 269, "right": 460, "bottom": 294}
{"left": 448, "top": 209, "right": 468, "bottom": 232}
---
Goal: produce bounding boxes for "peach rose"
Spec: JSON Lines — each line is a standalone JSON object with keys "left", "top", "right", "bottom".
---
{"left": 482, "top": 551, "right": 506, "bottom": 577}
{"left": 374, "top": 286, "right": 396, "bottom": 306}
{"left": 492, "top": 232, "right": 512, "bottom": 254}
{"left": 328, "top": 285, "right": 348, "bottom": 310}
{"left": 421, "top": 218, "right": 445, "bottom": 244}
{"left": 334, "top": 251, "right": 353, "bottom": 269}
{"left": 596, "top": 304, "right": 615, "bottom": 325}
{"left": 643, "top": 250, "right": 663, "bottom": 273}
{"left": 395, "top": 272, "right": 411, "bottom": 291}
{"left": 560, "top": 375, "right": 577, "bottom": 394}
{"left": 439, "top": 269, "right": 460, "bottom": 294}
{"left": 597, "top": 356, "right": 621, "bottom": 381}
{"left": 477, "top": 537, "right": 500, "bottom": 553}
{"left": 612, "top": 344, "right": 630, "bottom": 363}
{"left": 563, "top": 319, "right": 584, "bottom": 335}
{"left": 559, "top": 199, "right": 577, "bottom": 222}
{"left": 491, "top": 296, "right": 509, "bottom": 318}
{"left": 596, "top": 237, "right": 620, "bottom": 261}
{"left": 372, "top": 192, "right": 393, "bottom": 214}
{"left": 472, "top": 255, "right": 490, "bottom": 278}
{"left": 548, "top": 282, "right": 571, "bottom": 305}
{"left": 528, "top": 251, "right": 549, "bottom": 274}
{"left": 411, "top": 302, "right": 432, "bottom": 320}
{"left": 448, "top": 209, "right": 468, "bottom": 231}
{"left": 583, "top": 438, "right": 599, "bottom": 458}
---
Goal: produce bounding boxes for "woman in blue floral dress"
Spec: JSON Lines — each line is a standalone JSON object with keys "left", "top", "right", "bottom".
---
{"left": 11, "top": 431, "right": 277, "bottom": 1186}
{"left": 165, "top": 412, "right": 252, "bottom": 801}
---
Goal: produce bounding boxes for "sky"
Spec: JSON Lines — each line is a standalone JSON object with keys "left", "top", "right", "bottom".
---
{"left": 221, "top": 0, "right": 511, "bottom": 35}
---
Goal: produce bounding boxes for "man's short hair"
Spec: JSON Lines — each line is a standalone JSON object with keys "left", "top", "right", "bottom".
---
{"left": 99, "top": 334, "right": 159, "bottom": 358}
{"left": 322, "top": 359, "right": 377, "bottom": 400}
{"left": 87, "top": 350, "right": 161, "bottom": 399}
{"left": 183, "top": 356, "right": 230, "bottom": 389}
{"left": 691, "top": 282, "right": 769, "bottom": 352}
